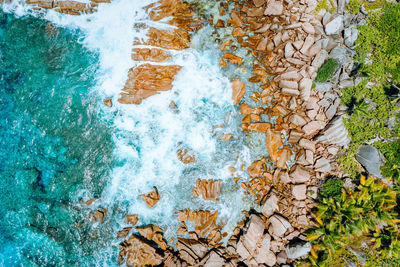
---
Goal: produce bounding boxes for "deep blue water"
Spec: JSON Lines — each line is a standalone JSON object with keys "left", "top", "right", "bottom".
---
{"left": 0, "top": 10, "right": 116, "bottom": 266}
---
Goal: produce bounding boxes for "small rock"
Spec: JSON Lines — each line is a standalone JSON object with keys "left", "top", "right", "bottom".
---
{"left": 301, "top": 22, "right": 315, "bottom": 34}
{"left": 292, "top": 184, "right": 307, "bottom": 200}
{"left": 262, "top": 194, "right": 279, "bottom": 217}
{"left": 285, "top": 241, "right": 311, "bottom": 259}
{"left": 285, "top": 42, "right": 295, "bottom": 58}
{"left": 269, "top": 215, "right": 291, "bottom": 237}
{"left": 356, "top": 145, "right": 385, "bottom": 178}
{"left": 302, "top": 121, "right": 324, "bottom": 136}
{"left": 314, "top": 157, "right": 331, "bottom": 172}
{"left": 324, "top": 15, "right": 344, "bottom": 35}
{"left": 290, "top": 166, "right": 310, "bottom": 183}
{"left": 264, "top": 0, "right": 283, "bottom": 15}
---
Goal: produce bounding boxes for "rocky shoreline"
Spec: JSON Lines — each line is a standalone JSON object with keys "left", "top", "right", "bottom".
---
{"left": 8, "top": 0, "right": 367, "bottom": 265}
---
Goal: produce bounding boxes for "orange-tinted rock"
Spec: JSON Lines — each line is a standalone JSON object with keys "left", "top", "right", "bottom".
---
{"left": 176, "top": 238, "right": 208, "bottom": 265}
{"left": 223, "top": 53, "right": 243, "bottom": 65}
{"left": 139, "top": 187, "right": 160, "bottom": 208}
{"left": 231, "top": 10, "right": 243, "bottom": 27}
{"left": 221, "top": 133, "right": 233, "bottom": 141}
{"left": 247, "top": 123, "right": 271, "bottom": 132}
{"left": 126, "top": 214, "right": 139, "bottom": 226}
{"left": 247, "top": 160, "right": 264, "bottom": 177}
{"left": 219, "top": 39, "right": 232, "bottom": 51}
{"left": 131, "top": 48, "right": 171, "bottom": 62}
{"left": 117, "top": 227, "right": 132, "bottom": 239}
{"left": 177, "top": 210, "right": 219, "bottom": 238}
{"left": 232, "top": 79, "right": 246, "bottom": 105}
{"left": 177, "top": 145, "right": 196, "bottom": 164}
{"left": 192, "top": 179, "right": 222, "bottom": 202}
{"left": 136, "top": 225, "right": 168, "bottom": 250}
{"left": 119, "top": 235, "right": 163, "bottom": 266}
{"left": 136, "top": 27, "right": 190, "bottom": 50}
{"left": 119, "top": 64, "right": 182, "bottom": 104}
{"left": 89, "top": 208, "right": 107, "bottom": 223}
{"left": 146, "top": 0, "right": 203, "bottom": 32}
{"left": 266, "top": 128, "right": 283, "bottom": 162}
{"left": 240, "top": 103, "right": 252, "bottom": 114}
{"left": 103, "top": 98, "right": 112, "bottom": 107}
{"left": 54, "top": 1, "right": 91, "bottom": 15}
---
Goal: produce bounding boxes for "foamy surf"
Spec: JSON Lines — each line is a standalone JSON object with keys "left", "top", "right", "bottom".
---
{"left": 1, "top": 0, "right": 257, "bottom": 251}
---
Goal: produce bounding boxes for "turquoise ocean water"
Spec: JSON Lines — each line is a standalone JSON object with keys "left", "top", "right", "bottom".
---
{"left": 0, "top": 10, "right": 116, "bottom": 265}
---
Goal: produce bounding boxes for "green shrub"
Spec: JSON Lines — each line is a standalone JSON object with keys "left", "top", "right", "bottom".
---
{"left": 307, "top": 177, "right": 400, "bottom": 266}
{"left": 315, "top": 58, "right": 338, "bottom": 83}
{"left": 315, "top": 0, "right": 336, "bottom": 13}
{"left": 356, "top": 2, "right": 400, "bottom": 83}
{"left": 346, "top": 0, "right": 362, "bottom": 14}
{"left": 319, "top": 179, "right": 344, "bottom": 202}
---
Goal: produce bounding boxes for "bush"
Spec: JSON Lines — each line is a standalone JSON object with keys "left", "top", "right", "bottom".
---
{"left": 319, "top": 179, "right": 344, "bottom": 202}
{"left": 315, "top": 58, "right": 338, "bottom": 83}
{"left": 307, "top": 177, "right": 400, "bottom": 266}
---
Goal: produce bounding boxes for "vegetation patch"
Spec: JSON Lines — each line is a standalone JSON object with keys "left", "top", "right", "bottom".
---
{"left": 319, "top": 179, "right": 344, "bottom": 202}
{"left": 307, "top": 177, "right": 400, "bottom": 265}
{"left": 315, "top": 58, "right": 338, "bottom": 83}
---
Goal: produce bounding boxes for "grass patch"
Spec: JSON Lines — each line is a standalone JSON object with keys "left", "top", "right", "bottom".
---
{"left": 315, "top": 58, "right": 338, "bottom": 83}
{"left": 315, "top": 0, "right": 336, "bottom": 13}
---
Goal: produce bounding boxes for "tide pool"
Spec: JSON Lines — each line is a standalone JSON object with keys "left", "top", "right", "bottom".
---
{"left": 0, "top": 10, "right": 115, "bottom": 265}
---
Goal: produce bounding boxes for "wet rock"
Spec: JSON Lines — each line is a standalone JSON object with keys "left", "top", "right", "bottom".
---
{"left": 264, "top": 0, "right": 283, "bottom": 15}
{"left": 290, "top": 166, "right": 310, "bottom": 183}
{"left": 261, "top": 194, "right": 279, "bottom": 216}
{"left": 269, "top": 215, "right": 291, "bottom": 237}
{"left": 126, "top": 214, "right": 139, "bottom": 226}
{"left": 232, "top": 79, "right": 246, "bottom": 105}
{"left": 292, "top": 184, "right": 307, "bottom": 200}
{"left": 131, "top": 48, "right": 171, "bottom": 62}
{"left": 266, "top": 128, "right": 283, "bottom": 162}
{"left": 285, "top": 241, "right": 311, "bottom": 259}
{"left": 192, "top": 179, "right": 222, "bottom": 202}
{"left": 103, "top": 98, "right": 112, "bottom": 107}
{"left": 136, "top": 224, "right": 168, "bottom": 250}
{"left": 177, "top": 210, "right": 218, "bottom": 238}
{"left": 324, "top": 15, "right": 344, "bottom": 35}
{"left": 119, "top": 64, "right": 182, "bottom": 104}
{"left": 248, "top": 160, "right": 265, "bottom": 177}
{"left": 140, "top": 187, "right": 160, "bottom": 208}
{"left": 89, "top": 208, "right": 107, "bottom": 223}
{"left": 177, "top": 144, "right": 196, "bottom": 164}
{"left": 356, "top": 145, "right": 385, "bottom": 178}
{"left": 119, "top": 235, "right": 163, "bottom": 266}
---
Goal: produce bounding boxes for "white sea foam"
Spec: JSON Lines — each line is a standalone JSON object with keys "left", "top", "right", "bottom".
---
{"left": 1, "top": 0, "right": 256, "bottom": 248}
